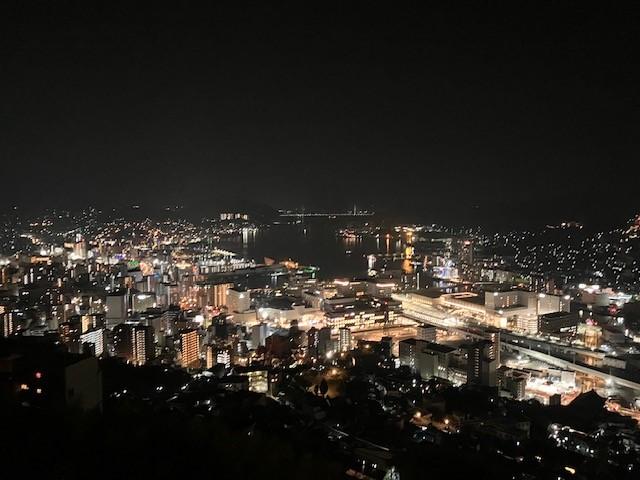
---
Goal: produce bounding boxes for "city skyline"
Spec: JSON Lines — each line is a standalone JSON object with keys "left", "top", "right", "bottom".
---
{"left": 3, "top": 3, "right": 640, "bottom": 479}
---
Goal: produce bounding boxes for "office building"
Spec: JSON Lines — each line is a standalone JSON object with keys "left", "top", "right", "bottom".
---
{"left": 306, "top": 326, "right": 318, "bottom": 358}
{"left": 538, "top": 311, "right": 579, "bottom": 338}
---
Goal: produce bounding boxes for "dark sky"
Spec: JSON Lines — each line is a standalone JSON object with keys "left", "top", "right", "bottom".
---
{"left": 1, "top": 2, "right": 639, "bottom": 227}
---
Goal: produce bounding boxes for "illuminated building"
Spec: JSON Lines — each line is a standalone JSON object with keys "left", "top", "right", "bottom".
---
{"left": 132, "top": 292, "right": 156, "bottom": 312}
{"left": 334, "top": 279, "right": 368, "bottom": 297}
{"left": 205, "top": 344, "right": 214, "bottom": 368}
{"left": 1, "top": 310, "right": 16, "bottom": 338}
{"left": 227, "top": 288, "right": 250, "bottom": 313}
{"left": 338, "top": 327, "right": 352, "bottom": 352}
{"left": 80, "top": 314, "right": 104, "bottom": 333}
{"left": 538, "top": 311, "right": 578, "bottom": 338}
{"left": 324, "top": 308, "right": 393, "bottom": 330}
{"left": 497, "top": 366, "right": 528, "bottom": 400}
{"left": 204, "top": 344, "right": 231, "bottom": 369}
{"left": 485, "top": 291, "right": 570, "bottom": 325}
{"left": 80, "top": 328, "right": 104, "bottom": 356}
{"left": 216, "top": 347, "right": 231, "bottom": 369}
{"left": 113, "top": 323, "right": 155, "bottom": 365}
{"left": 220, "top": 212, "right": 249, "bottom": 221}
{"left": 457, "top": 239, "right": 474, "bottom": 265}
{"left": 306, "top": 327, "right": 318, "bottom": 357}
{"left": 466, "top": 340, "right": 497, "bottom": 387}
{"left": 417, "top": 325, "right": 437, "bottom": 342}
{"left": 323, "top": 296, "right": 396, "bottom": 330}
{"left": 515, "top": 315, "right": 539, "bottom": 334}
{"left": 132, "top": 325, "right": 154, "bottom": 365}
{"left": 180, "top": 328, "right": 200, "bottom": 369}
{"left": 364, "top": 279, "right": 397, "bottom": 297}
{"left": 399, "top": 338, "right": 425, "bottom": 371}
{"left": 251, "top": 322, "right": 268, "bottom": 348}
{"left": 211, "top": 282, "right": 232, "bottom": 307}
{"left": 59, "top": 320, "right": 81, "bottom": 353}
{"left": 399, "top": 338, "right": 453, "bottom": 379}
{"left": 72, "top": 234, "right": 87, "bottom": 260}
{"left": 239, "top": 368, "right": 268, "bottom": 393}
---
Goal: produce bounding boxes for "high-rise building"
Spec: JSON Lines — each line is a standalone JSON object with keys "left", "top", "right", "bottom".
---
{"left": 251, "top": 322, "right": 268, "bottom": 348}
{"left": 205, "top": 344, "right": 215, "bottom": 369}
{"left": 80, "top": 314, "right": 104, "bottom": 333}
{"left": 497, "top": 366, "right": 528, "bottom": 400}
{"left": 105, "top": 292, "right": 127, "bottom": 329}
{"left": 458, "top": 239, "right": 474, "bottom": 265}
{"left": 1, "top": 310, "right": 16, "bottom": 338}
{"left": 211, "top": 282, "right": 232, "bottom": 307}
{"left": 132, "top": 325, "right": 154, "bottom": 365}
{"left": 466, "top": 340, "right": 497, "bottom": 387}
{"left": 484, "top": 328, "right": 500, "bottom": 365}
{"left": 80, "top": 328, "right": 105, "bottom": 356}
{"left": 180, "top": 328, "right": 200, "bottom": 369}
{"left": 59, "top": 320, "right": 81, "bottom": 353}
{"left": 113, "top": 323, "right": 155, "bottom": 365}
{"left": 204, "top": 344, "right": 231, "bottom": 369}
{"left": 318, "top": 327, "right": 332, "bottom": 357}
{"left": 399, "top": 338, "right": 455, "bottom": 380}
{"left": 399, "top": 338, "right": 426, "bottom": 371}
{"left": 216, "top": 347, "right": 231, "bottom": 369}
{"left": 338, "top": 327, "right": 352, "bottom": 352}
{"left": 306, "top": 327, "right": 318, "bottom": 358}
{"left": 73, "top": 234, "right": 87, "bottom": 260}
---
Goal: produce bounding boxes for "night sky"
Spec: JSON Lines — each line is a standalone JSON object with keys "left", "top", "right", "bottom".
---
{"left": 2, "top": 3, "right": 639, "bottom": 227}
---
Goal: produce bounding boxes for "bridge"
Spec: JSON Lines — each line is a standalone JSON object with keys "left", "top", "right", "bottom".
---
{"left": 278, "top": 212, "right": 375, "bottom": 218}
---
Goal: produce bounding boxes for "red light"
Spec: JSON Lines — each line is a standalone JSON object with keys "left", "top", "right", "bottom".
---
{"left": 35, "top": 372, "right": 42, "bottom": 379}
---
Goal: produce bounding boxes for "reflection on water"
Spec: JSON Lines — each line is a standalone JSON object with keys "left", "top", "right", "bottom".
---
{"left": 216, "top": 225, "right": 405, "bottom": 279}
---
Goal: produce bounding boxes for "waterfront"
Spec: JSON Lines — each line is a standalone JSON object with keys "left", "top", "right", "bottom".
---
{"left": 216, "top": 223, "right": 406, "bottom": 279}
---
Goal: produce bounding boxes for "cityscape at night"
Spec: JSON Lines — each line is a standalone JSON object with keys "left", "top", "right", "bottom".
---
{"left": 2, "top": 3, "right": 640, "bottom": 480}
